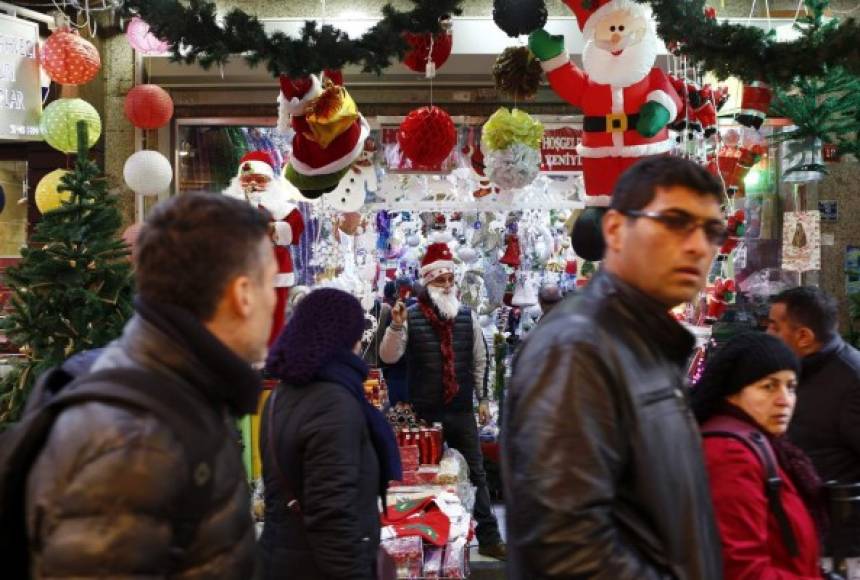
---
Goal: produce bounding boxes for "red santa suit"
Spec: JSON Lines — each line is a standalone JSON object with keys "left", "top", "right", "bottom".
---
{"left": 540, "top": 0, "right": 682, "bottom": 206}
{"left": 224, "top": 151, "right": 305, "bottom": 344}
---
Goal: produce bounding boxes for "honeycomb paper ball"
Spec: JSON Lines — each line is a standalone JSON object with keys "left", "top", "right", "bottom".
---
{"left": 402, "top": 31, "right": 453, "bottom": 73}
{"left": 126, "top": 16, "right": 170, "bottom": 55}
{"left": 124, "top": 150, "right": 173, "bottom": 195}
{"left": 397, "top": 106, "right": 457, "bottom": 169}
{"left": 40, "top": 29, "right": 101, "bottom": 85}
{"left": 40, "top": 98, "right": 101, "bottom": 153}
{"left": 35, "top": 169, "right": 72, "bottom": 214}
{"left": 124, "top": 84, "right": 174, "bottom": 129}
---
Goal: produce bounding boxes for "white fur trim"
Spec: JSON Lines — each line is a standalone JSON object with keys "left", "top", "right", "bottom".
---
{"left": 540, "top": 51, "right": 570, "bottom": 73}
{"left": 585, "top": 195, "right": 612, "bottom": 207}
{"left": 277, "top": 93, "right": 291, "bottom": 135}
{"left": 280, "top": 75, "right": 322, "bottom": 117}
{"left": 420, "top": 261, "right": 455, "bottom": 282}
{"left": 582, "top": 0, "right": 653, "bottom": 41}
{"left": 240, "top": 160, "right": 275, "bottom": 179}
{"left": 272, "top": 221, "right": 293, "bottom": 246}
{"left": 275, "top": 272, "right": 295, "bottom": 287}
{"left": 288, "top": 115, "right": 370, "bottom": 177}
{"left": 577, "top": 138, "right": 674, "bottom": 158}
{"left": 647, "top": 90, "right": 678, "bottom": 122}
{"left": 257, "top": 186, "right": 296, "bottom": 220}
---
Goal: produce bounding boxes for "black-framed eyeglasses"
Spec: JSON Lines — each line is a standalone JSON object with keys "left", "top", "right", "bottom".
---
{"left": 618, "top": 209, "right": 729, "bottom": 246}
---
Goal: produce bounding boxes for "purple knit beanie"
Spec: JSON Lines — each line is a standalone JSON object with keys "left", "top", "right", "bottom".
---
{"left": 266, "top": 288, "right": 366, "bottom": 385}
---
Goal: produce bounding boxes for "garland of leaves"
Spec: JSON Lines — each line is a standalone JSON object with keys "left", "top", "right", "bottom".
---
{"left": 120, "top": 0, "right": 463, "bottom": 78}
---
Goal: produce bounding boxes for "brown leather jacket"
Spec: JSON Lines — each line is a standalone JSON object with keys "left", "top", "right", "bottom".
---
{"left": 26, "top": 302, "right": 259, "bottom": 579}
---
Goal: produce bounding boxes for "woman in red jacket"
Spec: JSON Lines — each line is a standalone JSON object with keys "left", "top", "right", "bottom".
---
{"left": 691, "top": 332, "right": 825, "bottom": 580}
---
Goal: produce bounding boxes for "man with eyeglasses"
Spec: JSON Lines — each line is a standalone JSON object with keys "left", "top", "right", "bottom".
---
{"left": 503, "top": 156, "right": 725, "bottom": 579}
{"left": 379, "top": 242, "right": 506, "bottom": 560}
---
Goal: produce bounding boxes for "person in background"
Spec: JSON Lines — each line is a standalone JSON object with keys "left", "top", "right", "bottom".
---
{"left": 380, "top": 243, "right": 506, "bottom": 560}
{"left": 26, "top": 193, "right": 275, "bottom": 578}
{"left": 537, "top": 284, "right": 563, "bottom": 318}
{"left": 691, "top": 332, "right": 824, "bottom": 580}
{"left": 260, "top": 288, "right": 401, "bottom": 580}
{"left": 504, "top": 156, "right": 724, "bottom": 579}
{"left": 767, "top": 286, "right": 860, "bottom": 484}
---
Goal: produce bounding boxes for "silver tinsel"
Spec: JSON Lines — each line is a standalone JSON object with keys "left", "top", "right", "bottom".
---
{"left": 485, "top": 143, "right": 541, "bottom": 190}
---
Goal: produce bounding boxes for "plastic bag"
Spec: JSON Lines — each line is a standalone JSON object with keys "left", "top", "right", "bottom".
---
{"left": 437, "top": 448, "right": 470, "bottom": 485}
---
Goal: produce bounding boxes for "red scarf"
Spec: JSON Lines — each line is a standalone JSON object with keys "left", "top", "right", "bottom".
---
{"left": 418, "top": 295, "right": 459, "bottom": 404}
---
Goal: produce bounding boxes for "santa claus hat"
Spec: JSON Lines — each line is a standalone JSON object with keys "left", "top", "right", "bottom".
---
{"left": 563, "top": 0, "right": 652, "bottom": 38}
{"left": 420, "top": 242, "right": 456, "bottom": 284}
{"left": 238, "top": 151, "right": 276, "bottom": 179}
{"left": 277, "top": 74, "right": 323, "bottom": 133}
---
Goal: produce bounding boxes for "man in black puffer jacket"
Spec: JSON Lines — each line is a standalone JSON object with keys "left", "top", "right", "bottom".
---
{"left": 504, "top": 157, "right": 724, "bottom": 579}
{"left": 25, "top": 194, "right": 277, "bottom": 578}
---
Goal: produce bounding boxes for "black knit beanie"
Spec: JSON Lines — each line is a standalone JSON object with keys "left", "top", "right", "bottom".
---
{"left": 691, "top": 332, "right": 800, "bottom": 424}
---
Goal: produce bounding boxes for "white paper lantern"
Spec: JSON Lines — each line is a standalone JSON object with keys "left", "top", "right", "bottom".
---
{"left": 123, "top": 150, "right": 172, "bottom": 195}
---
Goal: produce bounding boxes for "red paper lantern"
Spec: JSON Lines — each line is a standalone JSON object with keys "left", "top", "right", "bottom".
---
{"left": 124, "top": 84, "right": 174, "bottom": 129}
{"left": 40, "top": 28, "right": 101, "bottom": 85}
{"left": 397, "top": 106, "right": 457, "bottom": 169}
{"left": 402, "top": 31, "right": 453, "bottom": 73}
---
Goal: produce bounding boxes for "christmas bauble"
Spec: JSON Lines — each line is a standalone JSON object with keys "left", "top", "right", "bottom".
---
{"left": 123, "top": 150, "right": 173, "bottom": 195}
{"left": 492, "top": 0, "right": 548, "bottom": 38}
{"left": 40, "top": 29, "right": 101, "bottom": 85}
{"left": 35, "top": 169, "right": 72, "bottom": 214}
{"left": 402, "top": 30, "right": 453, "bottom": 73}
{"left": 397, "top": 106, "right": 457, "bottom": 169}
{"left": 126, "top": 16, "right": 170, "bottom": 55}
{"left": 40, "top": 98, "right": 102, "bottom": 153}
{"left": 124, "top": 84, "right": 174, "bottom": 129}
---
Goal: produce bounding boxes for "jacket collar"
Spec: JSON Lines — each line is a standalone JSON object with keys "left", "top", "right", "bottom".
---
{"left": 802, "top": 335, "right": 844, "bottom": 377}
{"left": 117, "top": 297, "right": 262, "bottom": 416}
{"left": 587, "top": 271, "right": 695, "bottom": 366}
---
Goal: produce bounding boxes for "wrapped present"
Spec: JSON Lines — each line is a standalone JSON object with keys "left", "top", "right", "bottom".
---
{"left": 382, "top": 536, "right": 423, "bottom": 579}
{"left": 399, "top": 445, "right": 421, "bottom": 471}
{"left": 442, "top": 537, "right": 469, "bottom": 579}
{"left": 423, "top": 546, "right": 444, "bottom": 579}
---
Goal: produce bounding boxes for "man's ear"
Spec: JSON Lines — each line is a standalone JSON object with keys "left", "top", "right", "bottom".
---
{"left": 223, "top": 275, "right": 253, "bottom": 319}
{"left": 602, "top": 209, "right": 626, "bottom": 255}
{"left": 796, "top": 326, "right": 818, "bottom": 351}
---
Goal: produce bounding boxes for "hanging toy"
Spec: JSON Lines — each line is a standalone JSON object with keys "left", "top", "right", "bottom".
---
{"left": 719, "top": 209, "right": 746, "bottom": 256}
{"left": 706, "top": 277, "right": 736, "bottom": 323}
{"left": 736, "top": 81, "right": 773, "bottom": 130}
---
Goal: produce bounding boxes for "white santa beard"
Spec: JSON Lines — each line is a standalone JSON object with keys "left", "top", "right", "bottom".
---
{"left": 582, "top": 33, "right": 659, "bottom": 87}
{"left": 428, "top": 285, "right": 461, "bottom": 320}
{"left": 223, "top": 176, "right": 293, "bottom": 217}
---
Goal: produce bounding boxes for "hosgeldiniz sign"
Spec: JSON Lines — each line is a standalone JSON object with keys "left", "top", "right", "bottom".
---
{"left": 0, "top": 15, "right": 41, "bottom": 141}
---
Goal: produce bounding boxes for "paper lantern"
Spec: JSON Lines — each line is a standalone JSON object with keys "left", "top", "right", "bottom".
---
{"left": 40, "top": 98, "right": 101, "bottom": 154}
{"left": 123, "top": 150, "right": 172, "bottom": 195}
{"left": 485, "top": 143, "right": 541, "bottom": 190}
{"left": 402, "top": 30, "right": 453, "bottom": 73}
{"left": 397, "top": 106, "right": 457, "bottom": 169}
{"left": 40, "top": 29, "right": 101, "bottom": 85}
{"left": 35, "top": 169, "right": 72, "bottom": 214}
{"left": 124, "top": 84, "right": 174, "bottom": 129}
{"left": 126, "top": 17, "right": 169, "bottom": 55}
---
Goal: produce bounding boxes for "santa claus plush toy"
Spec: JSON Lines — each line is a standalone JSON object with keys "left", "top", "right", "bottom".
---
{"left": 224, "top": 150, "right": 305, "bottom": 344}
{"left": 529, "top": 0, "right": 682, "bottom": 259}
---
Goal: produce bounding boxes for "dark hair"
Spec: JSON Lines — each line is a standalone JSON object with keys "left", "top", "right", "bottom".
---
{"left": 136, "top": 193, "right": 270, "bottom": 320}
{"left": 772, "top": 286, "right": 839, "bottom": 342}
{"left": 609, "top": 156, "right": 723, "bottom": 212}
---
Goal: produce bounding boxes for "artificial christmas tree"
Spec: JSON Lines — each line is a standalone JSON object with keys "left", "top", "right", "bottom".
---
{"left": 0, "top": 122, "right": 134, "bottom": 428}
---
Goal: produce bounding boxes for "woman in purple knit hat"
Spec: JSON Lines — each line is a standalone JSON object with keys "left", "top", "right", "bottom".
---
{"left": 259, "top": 288, "right": 401, "bottom": 580}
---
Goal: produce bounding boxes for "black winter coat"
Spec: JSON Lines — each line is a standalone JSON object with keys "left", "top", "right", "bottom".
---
{"left": 25, "top": 303, "right": 260, "bottom": 579}
{"left": 789, "top": 336, "right": 860, "bottom": 483}
{"left": 259, "top": 380, "right": 381, "bottom": 580}
{"left": 503, "top": 272, "right": 723, "bottom": 580}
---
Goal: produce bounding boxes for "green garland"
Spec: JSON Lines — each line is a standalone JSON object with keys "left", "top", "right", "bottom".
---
{"left": 121, "top": 0, "right": 463, "bottom": 78}
{"left": 637, "top": 0, "right": 860, "bottom": 86}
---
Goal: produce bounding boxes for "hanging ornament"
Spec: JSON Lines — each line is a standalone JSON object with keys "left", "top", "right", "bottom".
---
{"left": 35, "top": 169, "right": 72, "bottom": 214}
{"left": 735, "top": 81, "right": 772, "bottom": 130}
{"left": 499, "top": 233, "right": 522, "bottom": 268}
{"left": 126, "top": 16, "right": 170, "bottom": 55}
{"left": 782, "top": 137, "right": 827, "bottom": 183}
{"left": 713, "top": 127, "right": 766, "bottom": 196}
{"left": 493, "top": 0, "right": 548, "bottom": 38}
{"left": 484, "top": 143, "right": 542, "bottom": 190}
{"left": 493, "top": 47, "right": 543, "bottom": 101}
{"left": 397, "top": 106, "right": 457, "bottom": 169}
{"left": 40, "top": 28, "right": 101, "bottom": 85}
{"left": 481, "top": 107, "right": 544, "bottom": 190}
{"left": 123, "top": 150, "right": 173, "bottom": 195}
{"left": 402, "top": 21, "right": 454, "bottom": 73}
{"left": 338, "top": 212, "right": 363, "bottom": 236}
{"left": 39, "top": 98, "right": 102, "bottom": 154}
{"left": 124, "top": 84, "right": 174, "bottom": 129}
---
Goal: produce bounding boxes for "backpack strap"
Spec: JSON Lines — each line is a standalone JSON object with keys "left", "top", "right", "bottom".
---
{"left": 50, "top": 367, "right": 223, "bottom": 569}
{"left": 703, "top": 417, "right": 799, "bottom": 557}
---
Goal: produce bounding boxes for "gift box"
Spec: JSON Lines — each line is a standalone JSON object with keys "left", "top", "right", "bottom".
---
{"left": 382, "top": 536, "right": 423, "bottom": 579}
{"left": 423, "top": 546, "right": 444, "bottom": 579}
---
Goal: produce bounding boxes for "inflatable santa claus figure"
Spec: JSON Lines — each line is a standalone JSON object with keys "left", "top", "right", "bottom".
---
{"left": 224, "top": 150, "right": 305, "bottom": 344}
{"left": 529, "top": 0, "right": 682, "bottom": 259}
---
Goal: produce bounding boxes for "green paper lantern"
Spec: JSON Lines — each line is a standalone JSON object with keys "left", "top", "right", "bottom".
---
{"left": 39, "top": 98, "right": 101, "bottom": 154}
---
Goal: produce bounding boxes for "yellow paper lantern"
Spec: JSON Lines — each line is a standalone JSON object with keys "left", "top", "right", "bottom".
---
{"left": 39, "top": 98, "right": 101, "bottom": 154}
{"left": 35, "top": 169, "right": 72, "bottom": 214}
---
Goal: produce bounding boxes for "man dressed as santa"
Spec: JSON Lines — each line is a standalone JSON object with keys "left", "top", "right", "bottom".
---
{"left": 224, "top": 150, "right": 305, "bottom": 344}
{"left": 529, "top": 0, "right": 682, "bottom": 258}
